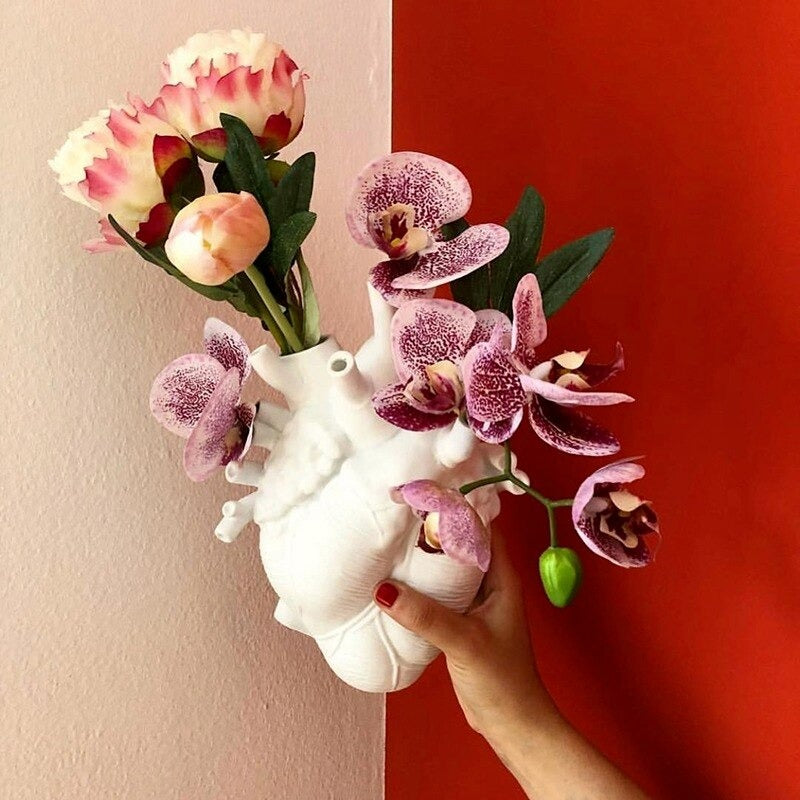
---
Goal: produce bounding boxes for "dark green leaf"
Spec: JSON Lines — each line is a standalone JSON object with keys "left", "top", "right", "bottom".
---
{"left": 535, "top": 228, "right": 614, "bottom": 317}
{"left": 220, "top": 113, "right": 274, "bottom": 208}
{"left": 495, "top": 186, "right": 545, "bottom": 314}
{"left": 212, "top": 162, "right": 236, "bottom": 193}
{"left": 270, "top": 211, "right": 317, "bottom": 278}
{"left": 268, "top": 152, "right": 316, "bottom": 229}
{"left": 297, "top": 252, "right": 321, "bottom": 348}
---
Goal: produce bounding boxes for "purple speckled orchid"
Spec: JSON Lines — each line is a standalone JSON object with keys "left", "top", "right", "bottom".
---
{"left": 392, "top": 480, "right": 491, "bottom": 571}
{"left": 372, "top": 297, "right": 512, "bottom": 437}
{"left": 462, "top": 274, "right": 634, "bottom": 453}
{"left": 572, "top": 459, "right": 660, "bottom": 567}
{"left": 346, "top": 152, "right": 510, "bottom": 307}
{"left": 150, "top": 318, "right": 255, "bottom": 481}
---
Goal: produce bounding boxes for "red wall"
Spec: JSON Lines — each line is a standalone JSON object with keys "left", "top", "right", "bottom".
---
{"left": 389, "top": 3, "right": 800, "bottom": 798}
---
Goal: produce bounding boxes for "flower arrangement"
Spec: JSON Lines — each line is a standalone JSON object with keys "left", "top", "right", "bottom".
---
{"left": 51, "top": 30, "right": 660, "bottom": 691}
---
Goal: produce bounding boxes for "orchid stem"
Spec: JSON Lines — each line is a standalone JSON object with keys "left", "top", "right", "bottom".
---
{"left": 245, "top": 266, "right": 303, "bottom": 353}
{"left": 459, "top": 445, "right": 573, "bottom": 549}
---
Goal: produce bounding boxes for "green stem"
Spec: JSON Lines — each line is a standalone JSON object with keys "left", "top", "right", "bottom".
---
{"left": 245, "top": 266, "right": 303, "bottom": 353}
{"left": 459, "top": 474, "right": 509, "bottom": 495}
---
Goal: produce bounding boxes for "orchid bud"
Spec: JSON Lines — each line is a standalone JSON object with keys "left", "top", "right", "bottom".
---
{"left": 538, "top": 546, "right": 583, "bottom": 608}
{"left": 165, "top": 192, "right": 270, "bottom": 286}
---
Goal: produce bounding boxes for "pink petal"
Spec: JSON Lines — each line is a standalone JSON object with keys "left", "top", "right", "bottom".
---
{"left": 372, "top": 383, "right": 455, "bottom": 432}
{"left": 232, "top": 402, "right": 256, "bottom": 462}
{"left": 346, "top": 152, "right": 472, "bottom": 248}
{"left": 511, "top": 274, "right": 547, "bottom": 369}
{"left": 82, "top": 217, "right": 126, "bottom": 253}
{"left": 150, "top": 354, "right": 226, "bottom": 437}
{"left": 183, "top": 369, "right": 242, "bottom": 482}
{"left": 369, "top": 260, "right": 435, "bottom": 308}
{"left": 391, "top": 224, "right": 510, "bottom": 289}
{"left": 465, "top": 309, "right": 512, "bottom": 350}
{"left": 393, "top": 481, "right": 491, "bottom": 571}
{"left": 467, "top": 408, "right": 524, "bottom": 444}
{"left": 528, "top": 399, "right": 621, "bottom": 456}
{"left": 520, "top": 375, "right": 634, "bottom": 407}
{"left": 203, "top": 317, "right": 251, "bottom": 383}
{"left": 462, "top": 335, "right": 526, "bottom": 423}
{"left": 391, "top": 299, "right": 476, "bottom": 381}
{"left": 572, "top": 459, "right": 646, "bottom": 523}
{"left": 580, "top": 343, "right": 626, "bottom": 387}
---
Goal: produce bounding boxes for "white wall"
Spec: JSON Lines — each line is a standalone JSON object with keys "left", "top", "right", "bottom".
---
{"left": 0, "top": 2, "right": 390, "bottom": 798}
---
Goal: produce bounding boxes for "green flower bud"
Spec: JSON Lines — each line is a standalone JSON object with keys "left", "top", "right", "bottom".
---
{"left": 538, "top": 547, "right": 583, "bottom": 608}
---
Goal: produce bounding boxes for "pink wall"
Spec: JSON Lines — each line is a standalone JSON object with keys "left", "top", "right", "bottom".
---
{"left": 1, "top": 3, "right": 390, "bottom": 798}
{"left": 389, "top": 1, "right": 800, "bottom": 798}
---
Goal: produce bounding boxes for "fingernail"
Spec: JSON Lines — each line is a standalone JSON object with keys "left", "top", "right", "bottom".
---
{"left": 375, "top": 582, "right": 399, "bottom": 608}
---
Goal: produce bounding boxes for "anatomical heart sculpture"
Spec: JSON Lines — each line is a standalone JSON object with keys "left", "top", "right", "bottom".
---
{"left": 51, "top": 29, "right": 661, "bottom": 693}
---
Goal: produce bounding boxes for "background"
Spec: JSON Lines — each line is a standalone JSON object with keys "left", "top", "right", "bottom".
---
{"left": 1, "top": 1, "right": 389, "bottom": 798}
{"left": 389, "top": 1, "right": 800, "bottom": 798}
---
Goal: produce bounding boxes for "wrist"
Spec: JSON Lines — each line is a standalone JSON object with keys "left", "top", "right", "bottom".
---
{"left": 481, "top": 696, "right": 564, "bottom": 754}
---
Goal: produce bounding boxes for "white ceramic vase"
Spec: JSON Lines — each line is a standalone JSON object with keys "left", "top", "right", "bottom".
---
{"left": 215, "top": 285, "right": 522, "bottom": 692}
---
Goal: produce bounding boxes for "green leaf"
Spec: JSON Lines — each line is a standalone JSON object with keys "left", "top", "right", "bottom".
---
{"left": 212, "top": 162, "right": 236, "bottom": 193}
{"left": 535, "top": 228, "right": 615, "bottom": 317}
{"left": 220, "top": 113, "right": 274, "bottom": 208}
{"left": 270, "top": 211, "right": 317, "bottom": 278}
{"left": 268, "top": 152, "right": 315, "bottom": 228}
{"left": 297, "top": 253, "right": 321, "bottom": 348}
{"left": 495, "top": 186, "right": 545, "bottom": 314}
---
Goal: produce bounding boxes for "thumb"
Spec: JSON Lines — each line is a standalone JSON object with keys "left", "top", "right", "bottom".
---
{"left": 373, "top": 580, "right": 473, "bottom": 658}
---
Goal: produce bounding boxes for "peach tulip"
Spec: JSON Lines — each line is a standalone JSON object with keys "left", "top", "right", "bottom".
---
{"left": 165, "top": 192, "right": 270, "bottom": 285}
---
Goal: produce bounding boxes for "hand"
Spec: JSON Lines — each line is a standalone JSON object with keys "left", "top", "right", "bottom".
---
{"left": 373, "top": 532, "right": 650, "bottom": 800}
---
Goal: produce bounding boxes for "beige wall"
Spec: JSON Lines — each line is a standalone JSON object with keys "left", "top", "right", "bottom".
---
{"left": 0, "top": 2, "right": 390, "bottom": 798}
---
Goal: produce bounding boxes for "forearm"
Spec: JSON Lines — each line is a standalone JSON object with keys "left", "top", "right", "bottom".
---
{"left": 484, "top": 708, "right": 649, "bottom": 800}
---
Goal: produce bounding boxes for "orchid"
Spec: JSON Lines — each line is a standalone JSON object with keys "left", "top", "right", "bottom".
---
{"left": 346, "top": 152, "right": 510, "bottom": 306}
{"left": 150, "top": 318, "right": 255, "bottom": 481}
{"left": 372, "top": 297, "right": 514, "bottom": 439}
{"left": 462, "top": 274, "right": 633, "bottom": 452}
{"left": 572, "top": 459, "right": 660, "bottom": 567}
{"left": 392, "top": 481, "right": 491, "bottom": 571}
{"left": 49, "top": 98, "right": 202, "bottom": 251}
{"left": 158, "top": 30, "right": 307, "bottom": 160}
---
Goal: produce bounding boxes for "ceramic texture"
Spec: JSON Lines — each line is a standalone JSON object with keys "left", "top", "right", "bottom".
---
{"left": 216, "top": 285, "right": 522, "bottom": 692}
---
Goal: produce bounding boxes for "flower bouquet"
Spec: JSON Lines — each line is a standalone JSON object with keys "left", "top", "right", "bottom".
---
{"left": 51, "top": 30, "right": 660, "bottom": 692}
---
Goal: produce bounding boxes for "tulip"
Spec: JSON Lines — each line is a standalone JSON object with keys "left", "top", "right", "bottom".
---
{"left": 164, "top": 192, "right": 270, "bottom": 285}
{"left": 158, "top": 29, "right": 307, "bottom": 160}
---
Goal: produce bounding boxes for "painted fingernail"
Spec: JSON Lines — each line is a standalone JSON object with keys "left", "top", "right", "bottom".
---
{"left": 375, "top": 582, "right": 399, "bottom": 608}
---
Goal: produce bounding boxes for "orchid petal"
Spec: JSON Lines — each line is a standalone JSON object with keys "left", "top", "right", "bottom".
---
{"left": 391, "top": 299, "right": 476, "bottom": 381}
{"left": 203, "top": 317, "right": 251, "bottom": 383}
{"left": 346, "top": 152, "right": 472, "bottom": 248}
{"left": 511, "top": 274, "right": 547, "bottom": 369}
{"left": 369, "top": 260, "right": 435, "bottom": 308}
{"left": 183, "top": 369, "right": 243, "bottom": 481}
{"left": 468, "top": 408, "right": 524, "bottom": 444}
{"left": 462, "top": 335, "right": 526, "bottom": 423}
{"left": 149, "top": 353, "right": 226, "bottom": 437}
{"left": 528, "top": 399, "right": 621, "bottom": 456}
{"left": 520, "top": 375, "right": 634, "bottom": 407}
{"left": 372, "top": 383, "right": 455, "bottom": 432}
{"left": 466, "top": 309, "right": 512, "bottom": 350}
{"left": 391, "top": 224, "right": 510, "bottom": 289}
{"left": 579, "top": 343, "right": 626, "bottom": 387}
{"left": 571, "top": 459, "right": 646, "bottom": 521}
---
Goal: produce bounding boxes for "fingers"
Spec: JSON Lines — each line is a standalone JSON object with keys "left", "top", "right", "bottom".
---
{"left": 373, "top": 580, "right": 473, "bottom": 658}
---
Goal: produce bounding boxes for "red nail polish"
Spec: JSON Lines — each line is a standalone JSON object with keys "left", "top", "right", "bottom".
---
{"left": 375, "top": 582, "right": 399, "bottom": 608}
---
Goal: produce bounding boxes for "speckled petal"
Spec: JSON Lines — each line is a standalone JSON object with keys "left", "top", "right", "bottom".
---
{"left": 521, "top": 375, "right": 634, "bottom": 407}
{"left": 369, "top": 260, "right": 435, "bottom": 308}
{"left": 511, "top": 274, "right": 547, "bottom": 369}
{"left": 346, "top": 152, "right": 472, "bottom": 248}
{"left": 462, "top": 329, "right": 526, "bottom": 423}
{"left": 391, "top": 224, "right": 510, "bottom": 289}
{"left": 393, "top": 481, "right": 491, "bottom": 571}
{"left": 391, "top": 299, "right": 476, "bottom": 381}
{"left": 528, "top": 399, "right": 621, "bottom": 456}
{"left": 203, "top": 317, "right": 251, "bottom": 383}
{"left": 580, "top": 343, "right": 626, "bottom": 387}
{"left": 572, "top": 459, "right": 646, "bottom": 522}
{"left": 466, "top": 309, "right": 512, "bottom": 350}
{"left": 149, "top": 353, "right": 226, "bottom": 437}
{"left": 467, "top": 408, "right": 524, "bottom": 444}
{"left": 183, "top": 369, "right": 242, "bottom": 482}
{"left": 372, "top": 383, "right": 455, "bottom": 432}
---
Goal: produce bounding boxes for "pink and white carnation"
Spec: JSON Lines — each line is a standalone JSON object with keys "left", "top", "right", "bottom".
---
{"left": 158, "top": 29, "right": 307, "bottom": 160}
{"left": 462, "top": 274, "right": 634, "bottom": 452}
{"left": 392, "top": 480, "right": 491, "bottom": 571}
{"left": 49, "top": 98, "right": 198, "bottom": 252}
{"left": 150, "top": 318, "right": 255, "bottom": 481}
{"left": 346, "top": 152, "right": 510, "bottom": 306}
{"left": 572, "top": 459, "right": 660, "bottom": 567}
